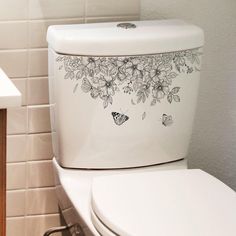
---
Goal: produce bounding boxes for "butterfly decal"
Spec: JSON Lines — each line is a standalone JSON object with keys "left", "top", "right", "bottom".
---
{"left": 112, "top": 112, "right": 129, "bottom": 126}
{"left": 162, "top": 114, "right": 173, "bottom": 127}
{"left": 81, "top": 78, "right": 92, "bottom": 93}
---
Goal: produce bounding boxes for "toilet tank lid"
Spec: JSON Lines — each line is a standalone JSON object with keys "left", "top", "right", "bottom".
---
{"left": 47, "top": 19, "right": 204, "bottom": 56}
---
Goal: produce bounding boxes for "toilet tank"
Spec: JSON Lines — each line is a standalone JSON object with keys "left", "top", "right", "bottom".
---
{"left": 47, "top": 20, "right": 204, "bottom": 169}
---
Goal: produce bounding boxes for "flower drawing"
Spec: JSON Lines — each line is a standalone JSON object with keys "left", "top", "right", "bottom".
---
{"left": 57, "top": 48, "right": 202, "bottom": 112}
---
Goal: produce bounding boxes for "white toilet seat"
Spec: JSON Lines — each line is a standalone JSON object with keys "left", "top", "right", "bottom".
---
{"left": 52, "top": 158, "right": 188, "bottom": 235}
{"left": 91, "top": 169, "right": 236, "bottom": 236}
{"left": 53, "top": 159, "right": 236, "bottom": 236}
{"left": 91, "top": 209, "right": 117, "bottom": 236}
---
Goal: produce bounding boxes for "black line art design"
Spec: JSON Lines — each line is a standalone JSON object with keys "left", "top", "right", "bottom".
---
{"left": 56, "top": 48, "right": 202, "bottom": 124}
{"left": 111, "top": 112, "right": 129, "bottom": 126}
{"left": 162, "top": 114, "right": 173, "bottom": 127}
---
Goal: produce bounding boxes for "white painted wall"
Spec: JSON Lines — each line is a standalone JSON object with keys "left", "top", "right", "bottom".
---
{"left": 141, "top": 0, "right": 236, "bottom": 190}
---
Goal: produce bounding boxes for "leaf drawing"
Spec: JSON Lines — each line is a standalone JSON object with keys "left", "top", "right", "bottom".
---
{"left": 142, "top": 112, "right": 146, "bottom": 120}
{"left": 57, "top": 48, "right": 202, "bottom": 120}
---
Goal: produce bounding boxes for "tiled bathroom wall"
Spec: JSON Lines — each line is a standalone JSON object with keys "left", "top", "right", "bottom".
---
{"left": 0, "top": 1, "right": 140, "bottom": 235}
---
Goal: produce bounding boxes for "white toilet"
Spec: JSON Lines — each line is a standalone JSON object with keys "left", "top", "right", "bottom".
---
{"left": 47, "top": 20, "right": 236, "bottom": 236}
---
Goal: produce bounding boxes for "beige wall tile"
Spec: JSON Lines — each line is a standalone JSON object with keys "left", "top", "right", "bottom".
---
{"left": 26, "top": 187, "right": 58, "bottom": 215}
{"left": 7, "top": 190, "right": 26, "bottom": 217}
{"left": 29, "top": 18, "right": 84, "bottom": 48}
{"left": 0, "top": 50, "right": 28, "bottom": 78}
{"left": 26, "top": 214, "right": 62, "bottom": 236}
{"left": 7, "top": 135, "right": 28, "bottom": 163}
{"left": 1, "top": 0, "right": 140, "bottom": 234}
{"left": 12, "top": 78, "right": 27, "bottom": 106}
{"left": 7, "top": 107, "right": 27, "bottom": 135}
{"left": 29, "top": 0, "right": 85, "bottom": 20}
{"left": 0, "top": 0, "right": 28, "bottom": 20}
{"left": 7, "top": 163, "right": 26, "bottom": 190}
{"left": 6, "top": 217, "right": 26, "bottom": 236}
{"left": 27, "top": 161, "right": 54, "bottom": 188}
{"left": 0, "top": 22, "right": 28, "bottom": 49}
{"left": 28, "top": 105, "right": 51, "bottom": 133}
{"left": 86, "top": 0, "right": 140, "bottom": 17}
{"left": 28, "top": 133, "right": 53, "bottom": 161}
{"left": 85, "top": 15, "right": 140, "bottom": 23}
{"left": 27, "top": 77, "right": 49, "bottom": 105}
{"left": 29, "top": 49, "right": 48, "bottom": 77}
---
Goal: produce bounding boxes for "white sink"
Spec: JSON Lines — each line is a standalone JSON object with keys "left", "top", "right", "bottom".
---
{"left": 0, "top": 68, "right": 21, "bottom": 108}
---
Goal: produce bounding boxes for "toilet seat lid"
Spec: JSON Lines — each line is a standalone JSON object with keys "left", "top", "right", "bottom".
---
{"left": 91, "top": 169, "right": 236, "bottom": 236}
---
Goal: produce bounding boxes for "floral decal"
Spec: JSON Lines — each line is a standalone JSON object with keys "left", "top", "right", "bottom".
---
{"left": 56, "top": 48, "right": 202, "bottom": 111}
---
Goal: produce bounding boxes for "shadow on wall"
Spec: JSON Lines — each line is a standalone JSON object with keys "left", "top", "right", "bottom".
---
{"left": 60, "top": 214, "right": 71, "bottom": 236}
{"left": 141, "top": 0, "right": 236, "bottom": 190}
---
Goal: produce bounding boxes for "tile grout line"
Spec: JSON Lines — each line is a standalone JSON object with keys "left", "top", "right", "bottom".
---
{"left": 25, "top": 2, "right": 30, "bottom": 234}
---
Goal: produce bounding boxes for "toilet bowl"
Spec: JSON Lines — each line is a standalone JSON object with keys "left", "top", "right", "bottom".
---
{"left": 47, "top": 20, "right": 236, "bottom": 236}
{"left": 53, "top": 158, "right": 189, "bottom": 235}
{"left": 53, "top": 158, "right": 236, "bottom": 236}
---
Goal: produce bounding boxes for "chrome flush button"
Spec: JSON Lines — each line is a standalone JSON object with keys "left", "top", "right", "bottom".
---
{"left": 117, "top": 23, "right": 136, "bottom": 29}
